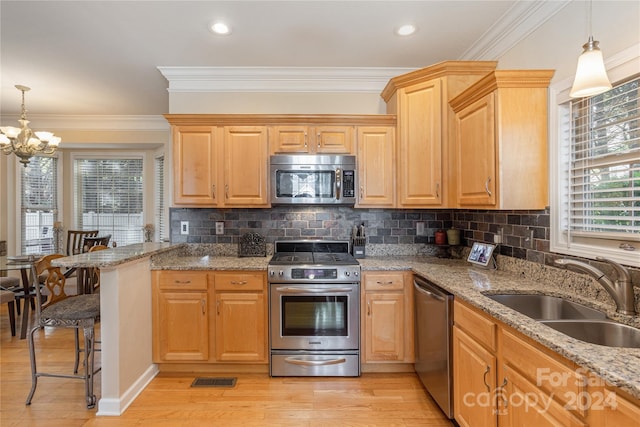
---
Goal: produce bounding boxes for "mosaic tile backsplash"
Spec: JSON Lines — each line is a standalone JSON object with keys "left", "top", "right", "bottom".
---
{"left": 170, "top": 206, "right": 638, "bottom": 283}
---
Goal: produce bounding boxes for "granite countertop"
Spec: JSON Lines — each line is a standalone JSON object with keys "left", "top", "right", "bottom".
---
{"left": 360, "top": 256, "right": 640, "bottom": 400}
{"left": 52, "top": 242, "right": 180, "bottom": 269}
{"left": 145, "top": 248, "right": 640, "bottom": 400}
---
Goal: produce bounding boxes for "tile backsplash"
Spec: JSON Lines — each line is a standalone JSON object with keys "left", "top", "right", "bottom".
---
{"left": 170, "top": 206, "right": 549, "bottom": 260}
{"left": 170, "top": 206, "right": 638, "bottom": 283}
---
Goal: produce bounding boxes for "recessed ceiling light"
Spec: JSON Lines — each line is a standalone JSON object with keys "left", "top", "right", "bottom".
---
{"left": 209, "top": 21, "right": 231, "bottom": 35}
{"left": 396, "top": 24, "right": 416, "bottom": 36}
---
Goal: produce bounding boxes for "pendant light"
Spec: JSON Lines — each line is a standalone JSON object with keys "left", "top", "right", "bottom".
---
{"left": 569, "top": 0, "right": 612, "bottom": 98}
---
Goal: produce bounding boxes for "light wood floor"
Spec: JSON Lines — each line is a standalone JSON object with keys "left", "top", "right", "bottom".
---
{"left": 0, "top": 304, "right": 453, "bottom": 427}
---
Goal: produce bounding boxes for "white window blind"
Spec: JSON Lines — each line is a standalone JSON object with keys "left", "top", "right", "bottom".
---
{"left": 74, "top": 158, "right": 144, "bottom": 246}
{"left": 21, "top": 156, "right": 58, "bottom": 254}
{"left": 567, "top": 77, "right": 640, "bottom": 241}
{"left": 154, "top": 155, "right": 166, "bottom": 241}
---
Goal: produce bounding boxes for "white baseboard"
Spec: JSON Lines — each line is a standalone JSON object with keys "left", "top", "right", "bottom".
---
{"left": 96, "top": 364, "right": 159, "bottom": 416}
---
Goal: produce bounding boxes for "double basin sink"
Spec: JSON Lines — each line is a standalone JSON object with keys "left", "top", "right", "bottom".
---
{"left": 486, "top": 294, "right": 640, "bottom": 348}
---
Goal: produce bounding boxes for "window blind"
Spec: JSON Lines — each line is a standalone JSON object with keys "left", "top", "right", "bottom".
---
{"left": 567, "top": 77, "right": 640, "bottom": 240}
{"left": 154, "top": 155, "right": 166, "bottom": 241}
{"left": 21, "top": 156, "right": 58, "bottom": 254}
{"left": 74, "top": 158, "right": 144, "bottom": 246}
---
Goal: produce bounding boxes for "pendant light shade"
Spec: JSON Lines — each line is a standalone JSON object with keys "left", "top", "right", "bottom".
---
{"left": 569, "top": 0, "right": 612, "bottom": 98}
{"left": 569, "top": 36, "right": 612, "bottom": 98}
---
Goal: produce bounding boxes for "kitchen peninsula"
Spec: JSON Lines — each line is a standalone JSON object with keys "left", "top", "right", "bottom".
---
{"left": 53, "top": 242, "right": 176, "bottom": 416}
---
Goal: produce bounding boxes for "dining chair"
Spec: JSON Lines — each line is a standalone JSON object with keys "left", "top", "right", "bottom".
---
{"left": 0, "top": 289, "right": 17, "bottom": 336}
{"left": 64, "top": 230, "right": 98, "bottom": 278}
{"left": 26, "top": 254, "right": 100, "bottom": 409}
{"left": 78, "top": 245, "right": 108, "bottom": 295}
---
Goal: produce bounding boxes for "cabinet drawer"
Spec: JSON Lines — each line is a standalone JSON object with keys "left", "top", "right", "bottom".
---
{"left": 214, "top": 272, "right": 265, "bottom": 291}
{"left": 157, "top": 271, "right": 208, "bottom": 291}
{"left": 363, "top": 272, "right": 405, "bottom": 291}
{"left": 454, "top": 300, "right": 497, "bottom": 351}
{"left": 501, "top": 328, "right": 587, "bottom": 417}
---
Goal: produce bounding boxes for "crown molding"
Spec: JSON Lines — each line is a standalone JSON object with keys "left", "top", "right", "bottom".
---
{"left": 460, "top": 0, "right": 571, "bottom": 60}
{"left": 0, "top": 115, "right": 169, "bottom": 131}
{"left": 157, "top": 66, "right": 417, "bottom": 93}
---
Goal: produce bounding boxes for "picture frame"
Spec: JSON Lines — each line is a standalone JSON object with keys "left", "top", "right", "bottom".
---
{"left": 467, "top": 242, "right": 497, "bottom": 268}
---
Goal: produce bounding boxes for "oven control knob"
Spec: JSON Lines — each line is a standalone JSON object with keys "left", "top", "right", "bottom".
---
{"left": 345, "top": 271, "right": 350, "bottom": 277}
{"left": 279, "top": 270, "right": 284, "bottom": 277}
{"left": 354, "top": 271, "right": 359, "bottom": 277}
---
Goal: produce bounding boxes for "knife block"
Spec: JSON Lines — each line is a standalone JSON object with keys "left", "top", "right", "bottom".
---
{"left": 351, "top": 237, "right": 366, "bottom": 259}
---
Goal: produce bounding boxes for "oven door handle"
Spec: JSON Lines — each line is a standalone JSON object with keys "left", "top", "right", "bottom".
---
{"left": 284, "top": 357, "right": 347, "bottom": 366}
{"left": 277, "top": 287, "right": 355, "bottom": 293}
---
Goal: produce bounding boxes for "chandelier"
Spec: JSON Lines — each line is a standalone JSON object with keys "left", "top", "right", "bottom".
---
{"left": 0, "top": 85, "right": 61, "bottom": 167}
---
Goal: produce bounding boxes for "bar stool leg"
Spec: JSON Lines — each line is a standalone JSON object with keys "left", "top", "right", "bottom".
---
{"left": 83, "top": 324, "right": 96, "bottom": 409}
{"left": 25, "top": 326, "right": 41, "bottom": 405}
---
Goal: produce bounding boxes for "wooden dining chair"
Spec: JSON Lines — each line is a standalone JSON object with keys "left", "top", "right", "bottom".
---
{"left": 0, "top": 289, "right": 17, "bottom": 336}
{"left": 26, "top": 254, "right": 100, "bottom": 409}
{"left": 66, "top": 230, "right": 99, "bottom": 256}
{"left": 82, "top": 235, "right": 111, "bottom": 253}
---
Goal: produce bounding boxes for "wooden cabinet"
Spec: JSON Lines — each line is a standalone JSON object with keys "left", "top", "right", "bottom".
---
{"left": 596, "top": 387, "right": 640, "bottom": 426}
{"left": 356, "top": 126, "right": 395, "bottom": 207}
{"left": 152, "top": 271, "right": 209, "bottom": 362}
{"left": 172, "top": 126, "right": 220, "bottom": 205}
{"left": 450, "top": 70, "right": 554, "bottom": 209}
{"left": 361, "top": 271, "right": 414, "bottom": 365}
{"left": 223, "top": 126, "right": 269, "bottom": 206}
{"left": 213, "top": 272, "right": 267, "bottom": 363}
{"left": 382, "top": 61, "right": 498, "bottom": 208}
{"left": 171, "top": 124, "right": 269, "bottom": 207}
{"left": 270, "top": 125, "right": 354, "bottom": 154}
{"left": 152, "top": 270, "right": 268, "bottom": 366}
{"left": 453, "top": 300, "right": 498, "bottom": 427}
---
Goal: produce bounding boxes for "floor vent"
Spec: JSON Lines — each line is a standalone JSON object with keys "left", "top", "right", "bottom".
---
{"left": 191, "top": 377, "right": 237, "bottom": 388}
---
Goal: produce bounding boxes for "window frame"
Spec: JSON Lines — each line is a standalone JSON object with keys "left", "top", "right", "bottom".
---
{"left": 70, "top": 152, "right": 147, "bottom": 247}
{"left": 550, "top": 43, "right": 640, "bottom": 267}
{"left": 15, "top": 154, "right": 63, "bottom": 255}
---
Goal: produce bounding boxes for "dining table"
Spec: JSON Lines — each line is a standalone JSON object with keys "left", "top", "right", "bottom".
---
{"left": 0, "top": 255, "right": 40, "bottom": 339}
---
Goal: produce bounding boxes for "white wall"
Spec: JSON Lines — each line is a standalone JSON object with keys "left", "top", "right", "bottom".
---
{"left": 498, "top": 0, "right": 639, "bottom": 83}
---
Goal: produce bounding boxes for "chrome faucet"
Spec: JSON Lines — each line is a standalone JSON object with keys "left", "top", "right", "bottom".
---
{"left": 554, "top": 257, "right": 636, "bottom": 315}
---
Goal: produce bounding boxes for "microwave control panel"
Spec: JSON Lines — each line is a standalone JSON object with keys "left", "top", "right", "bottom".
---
{"left": 343, "top": 170, "right": 355, "bottom": 198}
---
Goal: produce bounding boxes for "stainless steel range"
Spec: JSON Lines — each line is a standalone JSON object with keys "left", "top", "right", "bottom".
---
{"left": 268, "top": 240, "right": 361, "bottom": 377}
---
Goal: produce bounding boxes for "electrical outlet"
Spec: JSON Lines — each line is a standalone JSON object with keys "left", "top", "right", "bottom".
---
{"left": 215, "top": 221, "right": 224, "bottom": 235}
{"left": 416, "top": 222, "right": 425, "bottom": 236}
{"left": 180, "top": 221, "right": 189, "bottom": 235}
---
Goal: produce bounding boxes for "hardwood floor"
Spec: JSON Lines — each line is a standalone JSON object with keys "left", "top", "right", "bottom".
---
{"left": 0, "top": 304, "right": 453, "bottom": 426}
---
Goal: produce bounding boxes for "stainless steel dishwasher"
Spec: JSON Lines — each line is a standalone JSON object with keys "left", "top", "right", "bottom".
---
{"left": 414, "top": 275, "right": 453, "bottom": 419}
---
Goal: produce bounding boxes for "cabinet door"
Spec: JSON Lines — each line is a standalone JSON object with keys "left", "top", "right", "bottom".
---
{"left": 223, "top": 126, "right": 269, "bottom": 206}
{"left": 215, "top": 292, "right": 266, "bottom": 362}
{"left": 455, "top": 93, "right": 496, "bottom": 207}
{"left": 453, "top": 326, "right": 498, "bottom": 427}
{"left": 397, "top": 79, "right": 443, "bottom": 207}
{"left": 501, "top": 365, "right": 586, "bottom": 427}
{"left": 357, "top": 126, "right": 395, "bottom": 207}
{"left": 363, "top": 292, "right": 404, "bottom": 362}
{"left": 155, "top": 291, "right": 209, "bottom": 362}
{"left": 270, "top": 126, "right": 310, "bottom": 154}
{"left": 599, "top": 388, "right": 640, "bottom": 427}
{"left": 314, "top": 126, "right": 354, "bottom": 154}
{"left": 173, "top": 126, "right": 219, "bottom": 205}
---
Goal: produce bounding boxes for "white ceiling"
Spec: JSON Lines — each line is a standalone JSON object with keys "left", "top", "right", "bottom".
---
{"left": 0, "top": 1, "right": 568, "bottom": 117}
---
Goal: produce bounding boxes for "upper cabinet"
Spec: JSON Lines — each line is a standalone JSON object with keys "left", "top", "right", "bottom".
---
{"left": 356, "top": 126, "right": 396, "bottom": 207}
{"left": 270, "top": 125, "right": 354, "bottom": 154}
{"left": 168, "top": 117, "right": 269, "bottom": 208}
{"left": 450, "top": 70, "right": 554, "bottom": 210}
{"left": 381, "top": 61, "right": 498, "bottom": 208}
{"left": 172, "top": 126, "right": 220, "bottom": 206}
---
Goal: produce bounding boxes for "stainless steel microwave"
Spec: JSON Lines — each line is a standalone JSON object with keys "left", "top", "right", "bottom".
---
{"left": 270, "top": 155, "right": 356, "bottom": 205}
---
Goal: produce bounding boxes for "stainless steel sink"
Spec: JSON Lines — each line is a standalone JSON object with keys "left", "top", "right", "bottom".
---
{"left": 540, "top": 320, "right": 640, "bottom": 348}
{"left": 486, "top": 294, "right": 606, "bottom": 320}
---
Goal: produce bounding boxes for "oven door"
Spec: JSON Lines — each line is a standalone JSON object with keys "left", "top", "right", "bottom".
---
{"left": 270, "top": 283, "right": 359, "bottom": 351}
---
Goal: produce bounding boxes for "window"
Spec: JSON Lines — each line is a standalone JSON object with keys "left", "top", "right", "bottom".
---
{"left": 74, "top": 158, "right": 144, "bottom": 246}
{"left": 553, "top": 74, "right": 640, "bottom": 266}
{"left": 21, "top": 156, "right": 58, "bottom": 254}
{"left": 154, "top": 155, "right": 166, "bottom": 241}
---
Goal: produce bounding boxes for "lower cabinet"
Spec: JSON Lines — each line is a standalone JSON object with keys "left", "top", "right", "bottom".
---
{"left": 453, "top": 299, "right": 640, "bottom": 427}
{"left": 152, "top": 270, "right": 267, "bottom": 365}
{"left": 361, "top": 271, "right": 414, "bottom": 365}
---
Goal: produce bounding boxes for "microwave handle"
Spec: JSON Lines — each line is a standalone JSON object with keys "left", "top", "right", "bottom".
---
{"left": 335, "top": 168, "right": 341, "bottom": 200}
